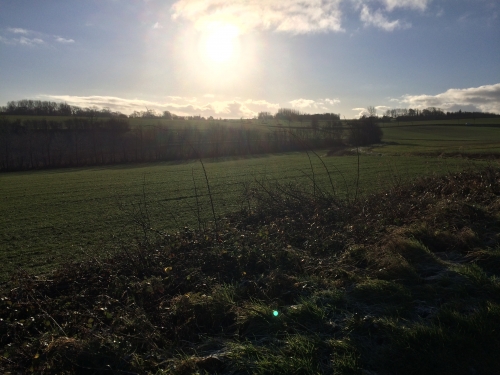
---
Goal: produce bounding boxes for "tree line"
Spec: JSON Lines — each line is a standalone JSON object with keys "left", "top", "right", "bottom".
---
{"left": 0, "top": 99, "right": 129, "bottom": 118}
{"left": 382, "top": 107, "right": 500, "bottom": 121}
{"left": 0, "top": 100, "right": 384, "bottom": 171}
{"left": 258, "top": 108, "right": 341, "bottom": 123}
{"left": 0, "top": 99, "right": 223, "bottom": 121}
{"left": 0, "top": 117, "right": 353, "bottom": 171}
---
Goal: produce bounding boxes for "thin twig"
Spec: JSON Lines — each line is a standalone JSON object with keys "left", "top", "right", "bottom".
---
{"left": 192, "top": 168, "right": 202, "bottom": 231}
{"left": 29, "top": 294, "right": 67, "bottom": 337}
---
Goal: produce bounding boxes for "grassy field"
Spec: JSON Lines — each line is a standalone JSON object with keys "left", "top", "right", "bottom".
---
{"left": 1, "top": 119, "right": 500, "bottom": 373}
{"left": 380, "top": 123, "right": 500, "bottom": 155}
{"left": 2, "top": 167, "right": 500, "bottom": 374}
{"left": 0, "top": 122, "right": 499, "bottom": 283}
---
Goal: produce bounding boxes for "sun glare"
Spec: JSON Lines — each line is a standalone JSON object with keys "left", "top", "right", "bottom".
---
{"left": 203, "top": 23, "right": 240, "bottom": 63}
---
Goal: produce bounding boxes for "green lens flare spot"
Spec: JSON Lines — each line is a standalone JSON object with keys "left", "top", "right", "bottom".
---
{"left": 273, "top": 310, "right": 279, "bottom": 317}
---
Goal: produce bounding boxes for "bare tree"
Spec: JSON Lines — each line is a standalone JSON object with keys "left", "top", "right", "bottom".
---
{"left": 366, "top": 106, "right": 377, "bottom": 118}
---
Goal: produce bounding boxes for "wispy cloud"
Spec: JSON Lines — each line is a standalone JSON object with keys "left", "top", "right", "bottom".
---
{"left": 1, "top": 27, "right": 74, "bottom": 46}
{"left": 18, "top": 36, "right": 45, "bottom": 46}
{"left": 325, "top": 98, "right": 341, "bottom": 105}
{"left": 0, "top": 36, "right": 8, "bottom": 43}
{"left": 42, "top": 95, "right": 281, "bottom": 118}
{"left": 352, "top": 107, "right": 369, "bottom": 118}
{"left": 349, "top": 105, "right": 388, "bottom": 117}
{"left": 290, "top": 99, "right": 317, "bottom": 109}
{"left": 290, "top": 98, "right": 341, "bottom": 111}
{"left": 152, "top": 22, "right": 163, "bottom": 29}
{"left": 394, "top": 83, "right": 500, "bottom": 114}
{"left": 55, "top": 36, "right": 75, "bottom": 44}
{"left": 359, "top": 5, "right": 410, "bottom": 31}
{"left": 381, "top": 0, "right": 430, "bottom": 12}
{"left": 171, "top": 0, "right": 345, "bottom": 34}
{"left": 0, "top": 27, "right": 45, "bottom": 46}
{"left": 171, "top": 0, "right": 431, "bottom": 34}
{"left": 7, "top": 27, "right": 29, "bottom": 34}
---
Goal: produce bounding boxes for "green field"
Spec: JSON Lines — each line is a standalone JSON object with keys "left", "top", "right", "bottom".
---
{"left": 1, "top": 122, "right": 499, "bottom": 282}
{"left": 380, "top": 122, "right": 500, "bottom": 155}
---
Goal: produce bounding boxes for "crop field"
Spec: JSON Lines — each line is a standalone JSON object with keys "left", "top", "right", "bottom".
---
{"left": 0, "top": 122, "right": 499, "bottom": 283}
{"left": 380, "top": 123, "right": 500, "bottom": 155}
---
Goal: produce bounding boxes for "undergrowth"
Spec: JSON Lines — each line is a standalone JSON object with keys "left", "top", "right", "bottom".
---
{"left": 1, "top": 166, "right": 500, "bottom": 374}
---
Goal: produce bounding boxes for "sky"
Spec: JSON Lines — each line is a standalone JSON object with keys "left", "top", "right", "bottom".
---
{"left": 0, "top": 0, "right": 499, "bottom": 119}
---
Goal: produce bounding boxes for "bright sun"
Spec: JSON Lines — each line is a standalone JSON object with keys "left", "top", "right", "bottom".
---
{"left": 203, "top": 23, "right": 240, "bottom": 63}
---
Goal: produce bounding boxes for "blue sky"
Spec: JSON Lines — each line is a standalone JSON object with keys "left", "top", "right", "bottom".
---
{"left": 0, "top": 0, "right": 499, "bottom": 118}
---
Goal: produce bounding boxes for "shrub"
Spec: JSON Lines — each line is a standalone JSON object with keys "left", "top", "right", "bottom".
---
{"left": 347, "top": 116, "right": 383, "bottom": 146}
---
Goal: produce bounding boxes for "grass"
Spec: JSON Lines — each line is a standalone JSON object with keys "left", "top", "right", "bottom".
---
{"left": 380, "top": 124, "right": 500, "bottom": 155}
{"left": 1, "top": 166, "right": 500, "bottom": 374}
{"left": 2, "top": 121, "right": 500, "bottom": 282}
{"left": 2, "top": 117, "right": 500, "bottom": 373}
{"left": 0, "top": 152, "right": 486, "bottom": 283}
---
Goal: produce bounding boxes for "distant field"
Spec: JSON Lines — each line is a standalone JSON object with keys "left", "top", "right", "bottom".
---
{"left": 382, "top": 117, "right": 500, "bottom": 126}
{"left": 1, "top": 121, "right": 500, "bottom": 282}
{"left": 380, "top": 124, "right": 500, "bottom": 155}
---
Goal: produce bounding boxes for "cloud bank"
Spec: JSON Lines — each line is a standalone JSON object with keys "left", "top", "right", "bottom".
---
{"left": 399, "top": 83, "right": 500, "bottom": 114}
{"left": 171, "top": 0, "right": 431, "bottom": 33}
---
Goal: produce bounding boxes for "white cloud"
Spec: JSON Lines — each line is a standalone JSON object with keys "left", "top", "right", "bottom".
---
{"left": 19, "top": 36, "right": 44, "bottom": 46}
{"left": 42, "top": 95, "right": 281, "bottom": 118}
{"left": 290, "top": 99, "right": 317, "bottom": 109}
{"left": 290, "top": 98, "right": 341, "bottom": 111}
{"left": 359, "top": 5, "right": 409, "bottom": 31}
{"left": 245, "top": 99, "right": 280, "bottom": 110}
{"left": 352, "top": 107, "right": 369, "bottom": 118}
{"left": 0, "top": 36, "right": 12, "bottom": 44}
{"left": 171, "top": 0, "right": 345, "bottom": 34}
{"left": 152, "top": 22, "right": 163, "bottom": 29}
{"left": 55, "top": 36, "right": 75, "bottom": 44}
{"left": 381, "top": 0, "right": 430, "bottom": 12}
{"left": 171, "top": 0, "right": 431, "bottom": 34}
{"left": 1, "top": 28, "right": 75, "bottom": 46}
{"left": 7, "top": 27, "right": 29, "bottom": 34}
{"left": 400, "top": 83, "right": 500, "bottom": 114}
{"left": 325, "top": 98, "right": 341, "bottom": 105}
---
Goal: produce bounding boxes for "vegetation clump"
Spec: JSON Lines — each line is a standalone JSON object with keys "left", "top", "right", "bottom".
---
{"left": 1, "top": 167, "right": 500, "bottom": 374}
{"left": 347, "top": 116, "right": 383, "bottom": 146}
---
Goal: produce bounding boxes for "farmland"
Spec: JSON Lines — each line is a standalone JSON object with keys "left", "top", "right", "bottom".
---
{"left": 1, "top": 120, "right": 499, "bottom": 282}
{"left": 1, "top": 119, "right": 500, "bottom": 374}
{"left": 2, "top": 162, "right": 500, "bottom": 374}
